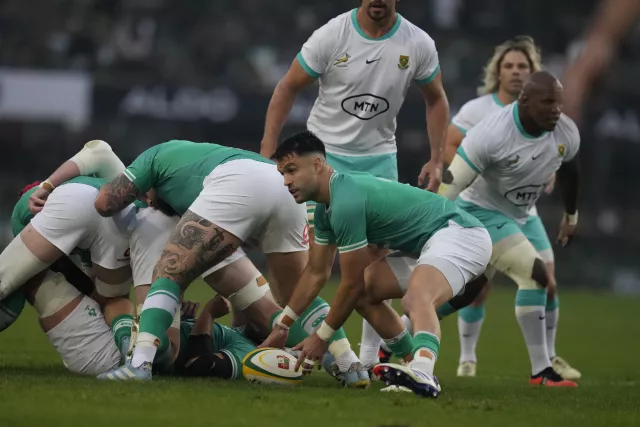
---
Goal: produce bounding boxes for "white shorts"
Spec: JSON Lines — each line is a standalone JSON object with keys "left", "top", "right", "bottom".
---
{"left": 386, "top": 221, "right": 492, "bottom": 297}
{"left": 30, "top": 183, "right": 131, "bottom": 270}
{"left": 45, "top": 296, "right": 120, "bottom": 375}
{"left": 189, "top": 159, "right": 309, "bottom": 254}
{"left": 129, "top": 207, "right": 248, "bottom": 284}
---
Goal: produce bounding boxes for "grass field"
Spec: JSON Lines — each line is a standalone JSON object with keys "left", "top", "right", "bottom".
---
{"left": 1, "top": 283, "right": 639, "bottom": 427}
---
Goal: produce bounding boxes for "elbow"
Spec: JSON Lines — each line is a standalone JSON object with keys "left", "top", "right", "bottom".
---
{"left": 94, "top": 194, "right": 112, "bottom": 217}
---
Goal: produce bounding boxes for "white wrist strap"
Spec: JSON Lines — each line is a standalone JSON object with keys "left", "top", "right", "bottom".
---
{"left": 278, "top": 306, "right": 299, "bottom": 329}
{"left": 566, "top": 211, "right": 578, "bottom": 226}
{"left": 316, "top": 321, "right": 336, "bottom": 342}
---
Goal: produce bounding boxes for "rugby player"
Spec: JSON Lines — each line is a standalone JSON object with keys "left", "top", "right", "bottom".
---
{"left": 71, "top": 140, "right": 366, "bottom": 383}
{"left": 443, "top": 71, "right": 580, "bottom": 387}
{"left": 259, "top": 0, "right": 450, "bottom": 367}
{"left": 437, "top": 37, "right": 580, "bottom": 380}
{"left": 263, "top": 130, "right": 491, "bottom": 398}
{"left": 31, "top": 140, "right": 367, "bottom": 385}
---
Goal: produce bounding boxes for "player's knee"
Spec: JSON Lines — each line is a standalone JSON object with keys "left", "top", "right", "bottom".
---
{"left": 491, "top": 238, "right": 546, "bottom": 290}
{"left": 0, "top": 236, "right": 50, "bottom": 300}
{"left": 531, "top": 258, "right": 550, "bottom": 289}
{"left": 227, "top": 273, "right": 270, "bottom": 311}
{"left": 449, "top": 274, "right": 488, "bottom": 311}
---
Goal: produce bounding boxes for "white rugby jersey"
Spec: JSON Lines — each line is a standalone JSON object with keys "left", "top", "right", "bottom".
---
{"left": 457, "top": 103, "right": 580, "bottom": 224}
{"left": 297, "top": 9, "right": 440, "bottom": 156}
{"left": 451, "top": 93, "right": 506, "bottom": 135}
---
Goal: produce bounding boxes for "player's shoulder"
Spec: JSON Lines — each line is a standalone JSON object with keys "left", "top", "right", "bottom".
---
{"left": 467, "top": 104, "right": 513, "bottom": 139}
{"left": 330, "top": 172, "right": 365, "bottom": 200}
{"left": 554, "top": 113, "right": 580, "bottom": 142}
{"left": 396, "top": 15, "right": 435, "bottom": 48}
{"left": 457, "top": 94, "right": 496, "bottom": 117}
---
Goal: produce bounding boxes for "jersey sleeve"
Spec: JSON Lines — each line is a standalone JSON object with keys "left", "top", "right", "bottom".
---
{"left": 414, "top": 32, "right": 440, "bottom": 86}
{"left": 457, "top": 124, "right": 494, "bottom": 174}
{"left": 329, "top": 185, "right": 368, "bottom": 254}
{"left": 560, "top": 116, "right": 581, "bottom": 162}
{"left": 297, "top": 19, "right": 339, "bottom": 78}
{"left": 122, "top": 145, "right": 161, "bottom": 193}
{"left": 313, "top": 206, "right": 336, "bottom": 246}
{"left": 451, "top": 100, "right": 481, "bottom": 135}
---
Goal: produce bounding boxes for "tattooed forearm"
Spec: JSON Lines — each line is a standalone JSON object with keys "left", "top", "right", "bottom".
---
{"left": 95, "top": 174, "right": 139, "bottom": 217}
{"left": 153, "top": 210, "right": 240, "bottom": 287}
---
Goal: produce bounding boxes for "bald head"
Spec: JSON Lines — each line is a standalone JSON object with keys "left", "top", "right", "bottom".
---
{"left": 522, "top": 71, "right": 562, "bottom": 97}
{"left": 518, "top": 71, "right": 563, "bottom": 132}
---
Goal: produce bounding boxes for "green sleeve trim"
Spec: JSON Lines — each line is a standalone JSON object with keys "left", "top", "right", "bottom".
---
{"left": 338, "top": 239, "right": 368, "bottom": 253}
{"left": 415, "top": 64, "right": 440, "bottom": 86}
{"left": 456, "top": 146, "right": 481, "bottom": 174}
{"left": 296, "top": 52, "right": 322, "bottom": 78}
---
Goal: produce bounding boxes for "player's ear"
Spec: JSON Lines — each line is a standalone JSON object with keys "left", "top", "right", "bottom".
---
{"left": 313, "top": 155, "right": 323, "bottom": 173}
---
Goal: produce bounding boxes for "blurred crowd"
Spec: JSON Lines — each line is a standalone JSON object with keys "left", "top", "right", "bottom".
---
{"left": 0, "top": 0, "right": 604, "bottom": 93}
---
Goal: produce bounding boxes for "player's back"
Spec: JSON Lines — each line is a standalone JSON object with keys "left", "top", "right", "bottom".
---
{"left": 127, "top": 140, "right": 272, "bottom": 215}
{"left": 322, "top": 172, "right": 482, "bottom": 254}
{"left": 11, "top": 176, "right": 107, "bottom": 236}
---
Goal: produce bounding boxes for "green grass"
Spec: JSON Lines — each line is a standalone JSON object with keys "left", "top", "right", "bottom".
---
{"left": 1, "top": 283, "right": 639, "bottom": 427}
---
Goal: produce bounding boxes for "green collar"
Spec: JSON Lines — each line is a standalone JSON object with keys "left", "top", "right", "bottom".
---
{"left": 351, "top": 8, "right": 402, "bottom": 41}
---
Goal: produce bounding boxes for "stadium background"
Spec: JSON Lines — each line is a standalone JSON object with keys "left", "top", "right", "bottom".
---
{"left": 1, "top": 0, "right": 639, "bottom": 293}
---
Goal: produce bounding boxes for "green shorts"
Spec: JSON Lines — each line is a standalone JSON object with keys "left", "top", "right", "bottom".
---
{"left": 308, "top": 152, "right": 398, "bottom": 225}
{"left": 180, "top": 322, "right": 257, "bottom": 380}
{"left": 455, "top": 200, "right": 553, "bottom": 262}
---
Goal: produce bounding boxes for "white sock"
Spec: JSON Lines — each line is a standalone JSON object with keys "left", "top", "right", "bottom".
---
{"left": 335, "top": 348, "right": 360, "bottom": 372}
{"left": 545, "top": 307, "right": 559, "bottom": 359}
{"left": 359, "top": 319, "right": 382, "bottom": 366}
{"left": 458, "top": 317, "right": 484, "bottom": 363}
{"left": 410, "top": 352, "right": 436, "bottom": 376}
{"left": 515, "top": 305, "right": 551, "bottom": 375}
{"left": 131, "top": 332, "right": 159, "bottom": 368}
{"left": 401, "top": 315, "right": 413, "bottom": 334}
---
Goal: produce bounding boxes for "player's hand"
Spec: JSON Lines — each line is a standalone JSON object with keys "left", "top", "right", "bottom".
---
{"left": 556, "top": 213, "right": 577, "bottom": 247}
{"left": 258, "top": 323, "right": 290, "bottom": 350}
{"left": 181, "top": 300, "right": 200, "bottom": 320}
{"left": 293, "top": 333, "right": 329, "bottom": 375}
{"left": 418, "top": 159, "right": 443, "bottom": 193}
{"left": 207, "top": 294, "right": 230, "bottom": 318}
{"left": 28, "top": 187, "right": 51, "bottom": 214}
{"left": 544, "top": 172, "right": 557, "bottom": 195}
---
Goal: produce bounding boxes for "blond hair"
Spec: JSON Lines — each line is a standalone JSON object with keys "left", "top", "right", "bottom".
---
{"left": 477, "top": 36, "right": 543, "bottom": 96}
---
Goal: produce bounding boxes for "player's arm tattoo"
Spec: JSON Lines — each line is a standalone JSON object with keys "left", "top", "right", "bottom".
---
{"left": 96, "top": 174, "right": 140, "bottom": 217}
{"left": 153, "top": 210, "right": 239, "bottom": 286}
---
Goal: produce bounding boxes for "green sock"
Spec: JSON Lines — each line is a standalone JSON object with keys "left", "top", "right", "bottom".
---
{"left": 271, "top": 296, "right": 348, "bottom": 348}
{"left": 384, "top": 329, "right": 414, "bottom": 359}
{"left": 412, "top": 331, "right": 440, "bottom": 359}
{"left": 436, "top": 302, "right": 457, "bottom": 320}
{"left": 111, "top": 314, "right": 133, "bottom": 359}
{"left": 131, "top": 278, "right": 181, "bottom": 367}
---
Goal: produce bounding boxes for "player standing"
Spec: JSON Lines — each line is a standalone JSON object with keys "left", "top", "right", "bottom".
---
{"left": 443, "top": 71, "right": 580, "bottom": 387}
{"left": 438, "top": 37, "right": 580, "bottom": 380}
{"left": 260, "top": 0, "right": 449, "bottom": 366}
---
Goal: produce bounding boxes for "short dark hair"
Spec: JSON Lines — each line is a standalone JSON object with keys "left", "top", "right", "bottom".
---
{"left": 272, "top": 130, "right": 326, "bottom": 162}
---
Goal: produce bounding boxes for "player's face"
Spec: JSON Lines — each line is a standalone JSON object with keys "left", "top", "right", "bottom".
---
{"left": 499, "top": 50, "right": 531, "bottom": 96}
{"left": 277, "top": 154, "right": 319, "bottom": 204}
{"left": 364, "top": 0, "right": 394, "bottom": 21}
{"left": 527, "top": 84, "right": 564, "bottom": 131}
{"left": 144, "top": 188, "right": 178, "bottom": 217}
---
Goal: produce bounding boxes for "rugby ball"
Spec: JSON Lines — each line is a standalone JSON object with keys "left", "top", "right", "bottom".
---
{"left": 242, "top": 348, "right": 303, "bottom": 386}
{"left": 0, "top": 290, "right": 26, "bottom": 332}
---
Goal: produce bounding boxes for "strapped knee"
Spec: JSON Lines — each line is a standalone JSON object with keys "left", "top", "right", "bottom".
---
{"left": 95, "top": 277, "right": 133, "bottom": 298}
{"left": 33, "top": 271, "right": 82, "bottom": 318}
{"left": 490, "top": 237, "right": 548, "bottom": 290}
{"left": 227, "top": 273, "right": 270, "bottom": 311}
{"left": 0, "top": 236, "right": 49, "bottom": 300}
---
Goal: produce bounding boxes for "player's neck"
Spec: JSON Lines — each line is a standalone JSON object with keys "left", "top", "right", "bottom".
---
{"left": 496, "top": 89, "right": 517, "bottom": 106}
{"left": 356, "top": 8, "right": 397, "bottom": 39}
{"left": 315, "top": 167, "right": 334, "bottom": 204}
{"left": 517, "top": 103, "right": 546, "bottom": 137}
